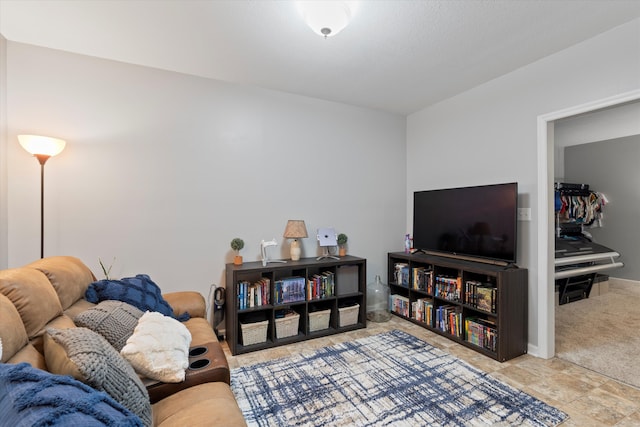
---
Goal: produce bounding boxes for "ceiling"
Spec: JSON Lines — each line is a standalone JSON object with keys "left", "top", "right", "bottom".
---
{"left": 1, "top": 0, "right": 639, "bottom": 116}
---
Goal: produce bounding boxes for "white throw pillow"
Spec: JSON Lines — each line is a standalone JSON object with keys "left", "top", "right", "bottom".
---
{"left": 0, "top": 337, "right": 3, "bottom": 360}
{"left": 120, "top": 311, "right": 192, "bottom": 383}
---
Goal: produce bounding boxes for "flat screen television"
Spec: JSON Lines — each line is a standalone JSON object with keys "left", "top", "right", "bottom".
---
{"left": 413, "top": 182, "right": 518, "bottom": 264}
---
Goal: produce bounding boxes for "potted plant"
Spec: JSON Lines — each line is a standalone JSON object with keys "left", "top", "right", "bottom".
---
{"left": 337, "top": 233, "right": 348, "bottom": 257}
{"left": 231, "top": 238, "right": 245, "bottom": 265}
{"left": 99, "top": 257, "right": 116, "bottom": 280}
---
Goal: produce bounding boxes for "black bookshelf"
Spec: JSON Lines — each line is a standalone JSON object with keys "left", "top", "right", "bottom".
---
{"left": 388, "top": 252, "right": 527, "bottom": 362}
{"left": 225, "top": 256, "right": 366, "bottom": 355}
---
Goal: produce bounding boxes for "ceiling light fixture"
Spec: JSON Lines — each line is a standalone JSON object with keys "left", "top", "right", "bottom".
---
{"left": 297, "top": 1, "right": 354, "bottom": 38}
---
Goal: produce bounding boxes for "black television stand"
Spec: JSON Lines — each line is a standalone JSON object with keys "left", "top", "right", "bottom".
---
{"left": 388, "top": 251, "right": 528, "bottom": 362}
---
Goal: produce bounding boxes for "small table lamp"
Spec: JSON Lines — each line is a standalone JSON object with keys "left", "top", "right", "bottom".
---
{"left": 283, "top": 220, "right": 308, "bottom": 261}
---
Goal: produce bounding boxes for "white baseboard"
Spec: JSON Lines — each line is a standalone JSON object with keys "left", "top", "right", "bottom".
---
{"left": 609, "top": 276, "right": 640, "bottom": 286}
{"left": 527, "top": 343, "right": 541, "bottom": 358}
{"left": 609, "top": 277, "right": 640, "bottom": 292}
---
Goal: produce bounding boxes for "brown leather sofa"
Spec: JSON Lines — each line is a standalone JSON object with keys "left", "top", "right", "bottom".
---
{"left": 0, "top": 256, "right": 246, "bottom": 426}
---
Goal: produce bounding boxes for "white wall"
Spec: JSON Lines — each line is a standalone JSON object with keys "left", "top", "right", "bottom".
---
{"left": 564, "top": 135, "right": 640, "bottom": 281}
{"left": 0, "top": 34, "right": 8, "bottom": 269}
{"left": 407, "top": 19, "right": 640, "bottom": 354}
{"left": 554, "top": 101, "right": 640, "bottom": 180}
{"left": 5, "top": 42, "right": 407, "bottom": 304}
{"left": 555, "top": 101, "right": 640, "bottom": 147}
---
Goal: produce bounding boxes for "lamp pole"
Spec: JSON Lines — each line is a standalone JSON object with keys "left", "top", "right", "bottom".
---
{"left": 35, "top": 154, "right": 50, "bottom": 259}
{"left": 18, "top": 135, "right": 67, "bottom": 259}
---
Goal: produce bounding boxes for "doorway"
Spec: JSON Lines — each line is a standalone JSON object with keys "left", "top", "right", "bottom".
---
{"left": 536, "top": 89, "right": 640, "bottom": 359}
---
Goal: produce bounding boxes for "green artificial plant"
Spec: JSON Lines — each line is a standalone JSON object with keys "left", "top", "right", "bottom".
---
{"left": 231, "top": 238, "right": 245, "bottom": 252}
{"left": 99, "top": 257, "right": 116, "bottom": 280}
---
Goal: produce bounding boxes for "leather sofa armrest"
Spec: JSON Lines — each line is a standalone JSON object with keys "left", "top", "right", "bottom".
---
{"left": 152, "top": 382, "right": 247, "bottom": 427}
{"left": 146, "top": 341, "right": 231, "bottom": 403}
{"left": 164, "top": 291, "right": 206, "bottom": 318}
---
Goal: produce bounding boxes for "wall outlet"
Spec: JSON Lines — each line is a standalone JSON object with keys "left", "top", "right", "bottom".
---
{"left": 517, "top": 208, "right": 531, "bottom": 221}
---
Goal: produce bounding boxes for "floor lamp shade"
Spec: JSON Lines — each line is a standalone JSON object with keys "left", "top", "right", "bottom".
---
{"left": 18, "top": 135, "right": 66, "bottom": 258}
{"left": 18, "top": 135, "right": 66, "bottom": 159}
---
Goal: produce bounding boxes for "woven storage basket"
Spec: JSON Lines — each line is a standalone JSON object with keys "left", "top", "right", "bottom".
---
{"left": 240, "top": 319, "right": 268, "bottom": 346}
{"left": 338, "top": 304, "right": 359, "bottom": 327}
{"left": 308, "top": 309, "right": 331, "bottom": 332}
{"left": 275, "top": 312, "right": 300, "bottom": 339}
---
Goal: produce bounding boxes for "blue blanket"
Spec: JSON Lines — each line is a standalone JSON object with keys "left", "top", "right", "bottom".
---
{"left": 86, "top": 274, "right": 190, "bottom": 321}
{"left": 0, "top": 363, "right": 143, "bottom": 427}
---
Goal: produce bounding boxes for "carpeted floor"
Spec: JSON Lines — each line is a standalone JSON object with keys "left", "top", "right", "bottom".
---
{"left": 555, "top": 279, "right": 640, "bottom": 389}
{"left": 231, "top": 329, "right": 568, "bottom": 427}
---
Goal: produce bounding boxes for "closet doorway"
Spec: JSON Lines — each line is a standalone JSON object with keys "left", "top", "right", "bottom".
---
{"left": 536, "top": 89, "right": 640, "bottom": 360}
{"left": 552, "top": 105, "right": 640, "bottom": 387}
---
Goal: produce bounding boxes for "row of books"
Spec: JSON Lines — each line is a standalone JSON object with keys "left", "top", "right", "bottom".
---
{"left": 411, "top": 297, "right": 433, "bottom": 326}
{"left": 307, "top": 271, "right": 335, "bottom": 300}
{"left": 434, "top": 275, "right": 463, "bottom": 302}
{"left": 412, "top": 267, "right": 433, "bottom": 292}
{"left": 394, "top": 263, "right": 410, "bottom": 287}
{"left": 465, "top": 317, "right": 497, "bottom": 352}
{"left": 464, "top": 280, "right": 497, "bottom": 313}
{"left": 239, "top": 272, "right": 337, "bottom": 309}
{"left": 237, "top": 278, "right": 271, "bottom": 309}
{"left": 391, "top": 295, "right": 497, "bottom": 352}
{"left": 389, "top": 294, "right": 410, "bottom": 317}
{"left": 435, "top": 305, "right": 463, "bottom": 338}
{"left": 394, "top": 263, "right": 438, "bottom": 293}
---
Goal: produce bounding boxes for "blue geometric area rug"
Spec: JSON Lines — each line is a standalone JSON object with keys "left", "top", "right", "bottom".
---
{"left": 231, "top": 330, "right": 568, "bottom": 427}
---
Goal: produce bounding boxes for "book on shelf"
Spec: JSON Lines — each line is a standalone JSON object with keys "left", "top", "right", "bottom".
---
{"left": 307, "top": 271, "right": 335, "bottom": 300}
{"left": 412, "top": 267, "right": 433, "bottom": 292}
{"left": 435, "top": 304, "right": 463, "bottom": 337}
{"left": 476, "top": 285, "right": 496, "bottom": 313}
{"left": 394, "top": 263, "right": 409, "bottom": 287}
{"left": 465, "top": 317, "right": 497, "bottom": 352}
{"left": 237, "top": 278, "right": 271, "bottom": 309}
{"left": 274, "top": 276, "right": 306, "bottom": 305}
{"left": 464, "top": 280, "right": 497, "bottom": 313}
{"left": 275, "top": 308, "right": 298, "bottom": 319}
{"left": 411, "top": 297, "right": 433, "bottom": 326}
{"left": 389, "top": 294, "right": 410, "bottom": 317}
{"left": 434, "top": 275, "right": 462, "bottom": 302}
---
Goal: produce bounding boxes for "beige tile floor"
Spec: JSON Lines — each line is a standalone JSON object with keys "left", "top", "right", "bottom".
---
{"left": 222, "top": 316, "right": 640, "bottom": 426}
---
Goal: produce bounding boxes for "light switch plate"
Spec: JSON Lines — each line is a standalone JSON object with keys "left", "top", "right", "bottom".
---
{"left": 517, "top": 208, "right": 531, "bottom": 221}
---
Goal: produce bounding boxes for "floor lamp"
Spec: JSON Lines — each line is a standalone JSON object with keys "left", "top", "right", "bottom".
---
{"left": 18, "top": 135, "right": 66, "bottom": 259}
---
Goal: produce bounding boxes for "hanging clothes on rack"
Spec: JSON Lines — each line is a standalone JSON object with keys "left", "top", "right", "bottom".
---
{"left": 555, "top": 182, "right": 608, "bottom": 228}
{"left": 553, "top": 182, "right": 621, "bottom": 304}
